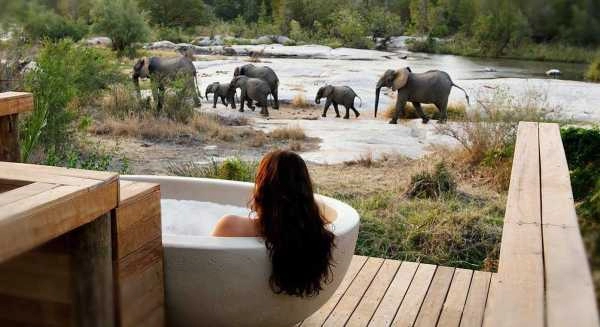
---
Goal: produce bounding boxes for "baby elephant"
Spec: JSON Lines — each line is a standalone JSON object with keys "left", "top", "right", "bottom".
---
{"left": 205, "top": 82, "right": 236, "bottom": 109}
{"left": 229, "top": 76, "right": 273, "bottom": 116}
{"left": 315, "top": 85, "right": 362, "bottom": 119}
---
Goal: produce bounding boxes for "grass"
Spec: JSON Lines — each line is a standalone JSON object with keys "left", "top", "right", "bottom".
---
{"left": 382, "top": 101, "right": 467, "bottom": 121}
{"left": 269, "top": 125, "right": 307, "bottom": 140}
{"left": 168, "top": 157, "right": 257, "bottom": 182}
{"left": 291, "top": 92, "right": 311, "bottom": 108}
{"left": 585, "top": 57, "right": 600, "bottom": 82}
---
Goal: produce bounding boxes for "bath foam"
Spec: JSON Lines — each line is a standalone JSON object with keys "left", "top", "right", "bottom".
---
{"left": 161, "top": 199, "right": 251, "bottom": 236}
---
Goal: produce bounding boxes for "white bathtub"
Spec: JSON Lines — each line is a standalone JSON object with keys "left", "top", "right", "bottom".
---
{"left": 122, "top": 176, "right": 360, "bottom": 327}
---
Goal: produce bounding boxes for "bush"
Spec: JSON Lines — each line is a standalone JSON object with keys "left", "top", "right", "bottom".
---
{"left": 156, "top": 26, "right": 190, "bottom": 44}
{"left": 406, "top": 36, "right": 438, "bottom": 53}
{"left": 21, "top": 40, "right": 121, "bottom": 161}
{"left": 585, "top": 57, "right": 600, "bottom": 82}
{"left": 561, "top": 127, "right": 600, "bottom": 201}
{"left": 365, "top": 8, "right": 403, "bottom": 40}
{"left": 406, "top": 162, "right": 456, "bottom": 199}
{"left": 269, "top": 125, "right": 306, "bottom": 140}
{"left": 92, "top": 0, "right": 151, "bottom": 56}
{"left": 168, "top": 157, "right": 258, "bottom": 182}
{"left": 20, "top": 3, "right": 88, "bottom": 42}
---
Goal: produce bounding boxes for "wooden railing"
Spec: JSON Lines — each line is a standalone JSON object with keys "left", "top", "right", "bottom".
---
{"left": 484, "top": 122, "right": 599, "bottom": 327}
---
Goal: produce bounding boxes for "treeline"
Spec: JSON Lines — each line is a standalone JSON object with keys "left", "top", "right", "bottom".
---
{"left": 1, "top": 0, "right": 599, "bottom": 56}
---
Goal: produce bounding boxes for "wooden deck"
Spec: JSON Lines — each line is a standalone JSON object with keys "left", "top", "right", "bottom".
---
{"left": 301, "top": 255, "right": 493, "bottom": 327}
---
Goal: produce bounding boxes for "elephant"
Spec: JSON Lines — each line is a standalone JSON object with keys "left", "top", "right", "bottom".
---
{"left": 374, "top": 67, "right": 469, "bottom": 124}
{"left": 233, "top": 64, "right": 279, "bottom": 109}
{"left": 133, "top": 55, "right": 202, "bottom": 111}
{"left": 205, "top": 82, "right": 236, "bottom": 109}
{"left": 315, "top": 85, "right": 362, "bottom": 119}
{"left": 229, "top": 76, "right": 273, "bottom": 116}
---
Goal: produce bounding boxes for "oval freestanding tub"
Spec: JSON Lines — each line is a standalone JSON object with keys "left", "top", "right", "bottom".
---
{"left": 122, "top": 176, "right": 360, "bottom": 327}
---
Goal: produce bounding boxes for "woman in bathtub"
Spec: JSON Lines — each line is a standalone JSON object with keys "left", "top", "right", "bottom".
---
{"left": 212, "top": 149, "right": 335, "bottom": 297}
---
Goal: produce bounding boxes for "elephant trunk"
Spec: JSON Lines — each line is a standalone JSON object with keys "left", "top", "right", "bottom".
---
{"left": 374, "top": 86, "right": 382, "bottom": 117}
{"left": 205, "top": 87, "right": 210, "bottom": 101}
{"left": 315, "top": 89, "right": 322, "bottom": 104}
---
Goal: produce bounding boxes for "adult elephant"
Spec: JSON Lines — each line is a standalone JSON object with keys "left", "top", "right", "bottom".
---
{"left": 233, "top": 64, "right": 279, "bottom": 109}
{"left": 374, "top": 67, "right": 469, "bottom": 124}
{"left": 132, "top": 55, "right": 202, "bottom": 111}
{"left": 229, "top": 76, "right": 273, "bottom": 116}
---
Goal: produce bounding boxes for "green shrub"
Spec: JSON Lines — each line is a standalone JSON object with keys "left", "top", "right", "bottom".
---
{"left": 21, "top": 40, "right": 121, "bottom": 161}
{"left": 561, "top": 127, "right": 600, "bottom": 201}
{"left": 364, "top": 8, "right": 403, "bottom": 40}
{"left": 168, "top": 157, "right": 258, "bottom": 182}
{"left": 406, "top": 36, "right": 438, "bottom": 53}
{"left": 92, "top": 0, "right": 151, "bottom": 56}
{"left": 20, "top": 3, "right": 88, "bottom": 42}
{"left": 329, "top": 9, "right": 373, "bottom": 49}
{"left": 406, "top": 162, "right": 456, "bottom": 199}
{"left": 585, "top": 57, "right": 600, "bottom": 82}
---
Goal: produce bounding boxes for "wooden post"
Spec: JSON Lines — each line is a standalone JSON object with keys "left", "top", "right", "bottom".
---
{"left": 0, "top": 92, "right": 33, "bottom": 162}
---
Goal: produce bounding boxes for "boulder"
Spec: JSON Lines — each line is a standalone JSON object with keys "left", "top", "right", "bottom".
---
{"left": 146, "top": 40, "right": 178, "bottom": 50}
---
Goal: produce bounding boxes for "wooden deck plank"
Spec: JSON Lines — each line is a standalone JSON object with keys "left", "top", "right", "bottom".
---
{"left": 346, "top": 259, "right": 401, "bottom": 327}
{"left": 539, "top": 123, "right": 600, "bottom": 327}
{"left": 368, "top": 261, "right": 419, "bottom": 327}
{"left": 414, "top": 266, "right": 455, "bottom": 327}
{"left": 119, "top": 182, "right": 160, "bottom": 205}
{"left": 323, "top": 257, "right": 384, "bottom": 326}
{"left": 461, "top": 271, "right": 491, "bottom": 327}
{"left": 301, "top": 255, "right": 368, "bottom": 327}
{"left": 0, "top": 182, "right": 57, "bottom": 206}
{"left": 0, "top": 92, "right": 33, "bottom": 116}
{"left": 390, "top": 263, "right": 436, "bottom": 327}
{"left": 0, "top": 167, "right": 104, "bottom": 188}
{"left": 483, "top": 122, "right": 544, "bottom": 327}
{"left": 437, "top": 269, "right": 473, "bottom": 327}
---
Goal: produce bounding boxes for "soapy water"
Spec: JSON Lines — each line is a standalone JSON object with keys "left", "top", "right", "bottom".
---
{"left": 161, "top": 199, "right": 252, "bottom": 236}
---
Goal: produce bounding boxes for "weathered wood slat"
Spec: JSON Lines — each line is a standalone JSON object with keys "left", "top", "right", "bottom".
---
{"left": 368, "top": 261, "right": 419, "bottom": 327}
{"left": 0, "top": 92, "right": 34, "bottom": 116}
{"left": 115, "top": 189, "right": 161, "bottom": 260}
{"left": 0, "top": 182, "right": 57, "bottom": 206}
{"left": 324, "top": 257, "right": 384, "bottom": 326}
{"left": 0, "top": 179, "right": 118, "bottom": 262}
{"left": 0, "top": 162, "right": 117, "bottom": 181}
{"left": 346, "top": 259, "right": 401, "bottom": 327}
{"left": 539, "top": 123, "right": 600, "bottom": 327}
{"left": 462, "top": 271, "right": 491, "bottom": 327}
{"left": 483, "top": 122, "right": 544, "bottom": 327}
{"left": 391, "top": 263, "right": 436, "bottom": 327}
{"left": 301, "top": 255, "right": 367, "bottom": 327}
{"left": 436, "top": 268, "right": 473, "bottom": 327}
{"left": 0, "top": 167, "right": 106, "bottom": 187}
{"left": 119, "top": 181, "right": 160, "bottom": 204}
{"left": 414, "top": 266, "right": 455, "bottom": 327}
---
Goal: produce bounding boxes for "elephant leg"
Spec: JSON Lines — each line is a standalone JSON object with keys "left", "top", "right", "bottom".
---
{"left": 221, "top": 96, "right": 227, "bottom": 107}
{"left": 213, "top": 94, "right": 218, "bottom": 108}
{"left": 272, "top": 87, "right": 279, "bottom": 110}
{"left": 412, "top": 102, "right": 430, "bottom": 124}
{"left": 239, "top": 91, "right": 246, "bottom": 112}
{"left": 322, "top": 99, "right": 332, "bottom": 117}
{"left": 189, "top": 79, "right": 201, "bottom": 107}
{"left": 157, "top": 84, "right": 166, "bottom": 113}
{"left": 247, "top": 99, "right": 255, "bottom": 111}
{"left": 436, "top": 99, "right": 448, "bottom": 123}
{"left": 343, "top": 106, "right": 350, "bottom": 119}
{"left": 229, "top": 94, "right": 236, "bottom": 109}
{"left": 333, "top": 102, "right": 341, "bottom": 118}
{"left": 351, "top": 105, "right": 360, "bottom": 118}
{"left": 390, "top": 97, "right": 406, "bottom": 124}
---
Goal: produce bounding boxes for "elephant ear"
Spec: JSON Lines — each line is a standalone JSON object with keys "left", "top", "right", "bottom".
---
{"left": 392, "top": 68, "right": 410, "bottom": 91}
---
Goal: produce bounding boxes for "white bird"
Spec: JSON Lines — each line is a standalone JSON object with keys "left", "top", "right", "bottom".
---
{"left": 546, "top": 69, "right": 561, "bottom": 77}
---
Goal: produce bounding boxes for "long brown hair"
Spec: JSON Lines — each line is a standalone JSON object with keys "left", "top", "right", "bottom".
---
{"left": 252, "top": 150, "right": 335, "bottom": 297}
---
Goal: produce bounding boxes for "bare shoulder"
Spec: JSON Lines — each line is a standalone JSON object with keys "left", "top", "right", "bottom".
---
{"left": 211, "top": 215, "right": 260, "bottom": 237}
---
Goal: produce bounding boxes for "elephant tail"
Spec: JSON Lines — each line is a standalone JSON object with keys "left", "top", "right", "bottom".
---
{"left": 355, "top": 95, "right": 363, "bottom": 108}
{"left": 452, "top": 83, "right": 470, "bottom": 105}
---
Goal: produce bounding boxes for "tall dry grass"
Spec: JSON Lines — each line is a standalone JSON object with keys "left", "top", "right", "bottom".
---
{"left": 269, "top": 125, "right": 307, "bottom": 140}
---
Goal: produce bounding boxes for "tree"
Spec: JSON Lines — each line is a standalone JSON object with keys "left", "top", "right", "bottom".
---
{"left": 137, "top": 0, "right": 211, "bottom": 27}
{"left": 92, "top": 0, "right": 150, "bottom": 56}
{"left": 473, "top": 0, "right": 529, "bottom": 56}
